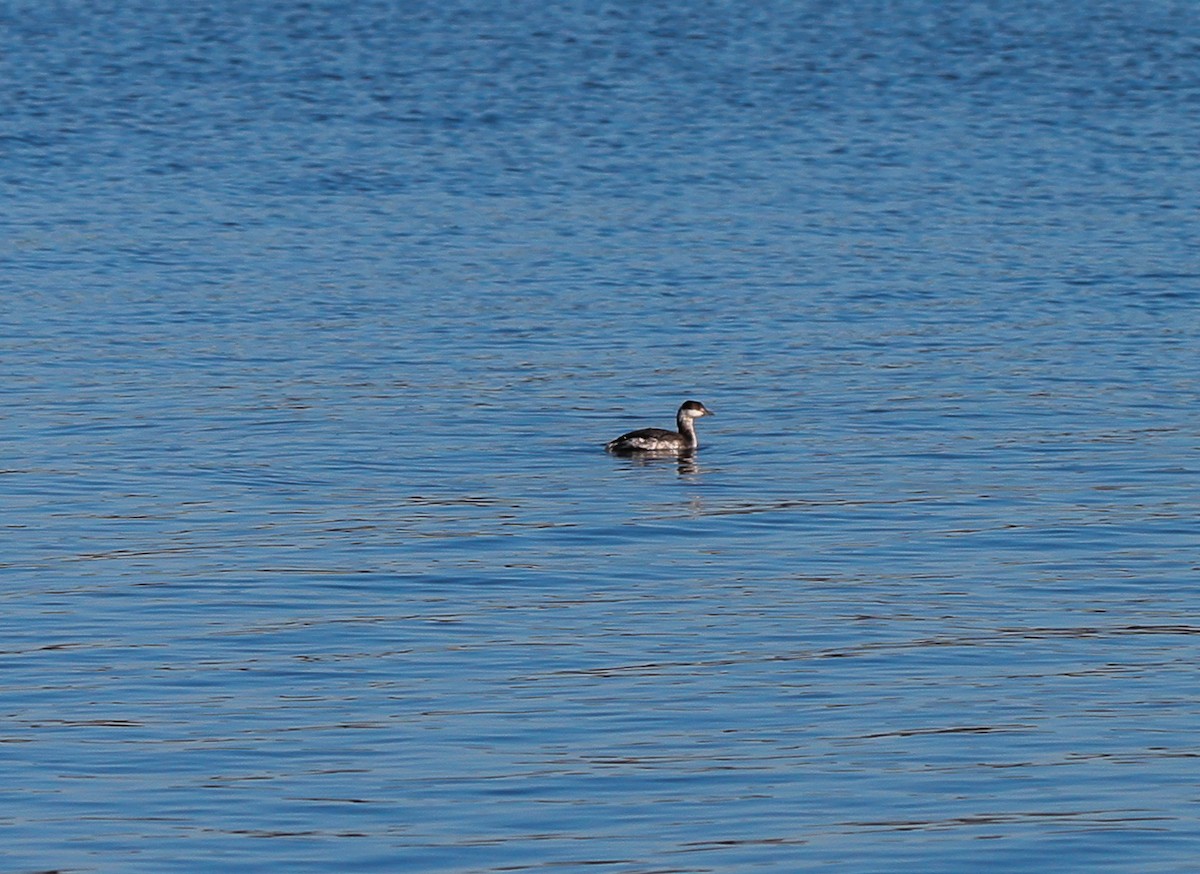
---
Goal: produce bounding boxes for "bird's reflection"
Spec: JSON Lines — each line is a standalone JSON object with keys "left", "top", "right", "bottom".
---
{"left": 612, "top": 448, "right": 704, "bottom": 476}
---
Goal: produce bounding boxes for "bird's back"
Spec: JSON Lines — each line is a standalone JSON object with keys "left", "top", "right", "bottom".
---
{"left": 605, "top": 427, "right": 683, "bottom": 452}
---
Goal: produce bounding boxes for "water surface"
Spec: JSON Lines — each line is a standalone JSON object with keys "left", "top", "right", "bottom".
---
{"left": 2, "top": 1, "right": 1198, "bottom": 871}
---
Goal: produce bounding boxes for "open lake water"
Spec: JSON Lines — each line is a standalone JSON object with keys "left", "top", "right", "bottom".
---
{"left": 2, "top": 1, "right": 1199, "bottom": 871}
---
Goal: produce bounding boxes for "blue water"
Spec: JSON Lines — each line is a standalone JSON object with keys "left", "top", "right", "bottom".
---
{"left": 3, "top": 1, "right": 1199, "bottom": 871}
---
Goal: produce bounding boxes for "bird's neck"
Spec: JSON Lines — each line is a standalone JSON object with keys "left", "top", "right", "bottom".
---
{"left": 677, "top": 414, "right": 698, "bottom": 449}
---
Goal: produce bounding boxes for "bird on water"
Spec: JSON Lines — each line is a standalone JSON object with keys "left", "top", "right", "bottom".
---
{"left": 605, "top": 400, "right": 714, "bottom": 453}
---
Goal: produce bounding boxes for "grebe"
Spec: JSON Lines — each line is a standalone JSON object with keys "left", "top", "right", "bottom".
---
{"left": 605, "top": 400, "right": 713, "bottom": 453}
